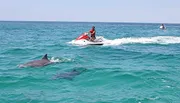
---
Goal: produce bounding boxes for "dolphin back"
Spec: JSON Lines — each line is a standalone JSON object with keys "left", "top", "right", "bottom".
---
{"left": 52, "top": 69, "right": 87, "bottom": 80}
{"left": 18, "top": 54, "right": 51, "bottom": 68}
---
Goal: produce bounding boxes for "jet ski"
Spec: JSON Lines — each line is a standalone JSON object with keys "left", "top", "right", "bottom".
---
{"left": 160, "top": 24, "right": 166, "bottom": 30}
{"left": 76, "top": 33, "right": 104, "bottom": 45}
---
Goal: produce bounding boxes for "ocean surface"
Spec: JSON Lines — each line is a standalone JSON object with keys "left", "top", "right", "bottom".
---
{"left": 0, "top": 21, "right": 180, "bottom": 103}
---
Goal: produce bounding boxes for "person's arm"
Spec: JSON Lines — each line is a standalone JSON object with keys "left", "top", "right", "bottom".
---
{"left": 92, "top": 31, "right": 95, "bottom": 34}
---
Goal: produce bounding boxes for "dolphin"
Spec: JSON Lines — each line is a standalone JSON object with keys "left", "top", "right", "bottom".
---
{"left": 52, "top": 69, "right": 87, "bottom": 80}
{"left": 18, "top": 54, "right": 52, "bottom": 68}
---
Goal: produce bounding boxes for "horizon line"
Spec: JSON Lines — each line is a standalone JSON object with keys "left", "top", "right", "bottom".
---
{"left": 0, "top": 20, "right": 180, "bottom": 24}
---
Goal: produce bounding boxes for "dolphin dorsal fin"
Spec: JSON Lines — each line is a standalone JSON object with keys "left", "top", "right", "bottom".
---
{"left": 42, "top": 54, "right": 48, "bottom": 60}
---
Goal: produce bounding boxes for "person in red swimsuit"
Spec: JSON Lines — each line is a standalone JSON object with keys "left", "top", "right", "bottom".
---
{"left": 89, "top": 26, "right": 96, "bottom": 41}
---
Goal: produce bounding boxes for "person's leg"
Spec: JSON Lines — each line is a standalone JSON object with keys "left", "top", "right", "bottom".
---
{"left": 90, "top": 37, "right": 95, "bottom": 41}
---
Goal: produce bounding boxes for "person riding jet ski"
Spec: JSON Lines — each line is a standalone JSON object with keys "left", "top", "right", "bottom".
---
{"left": 88, "top": 26, "right": 96, "bottom": 41}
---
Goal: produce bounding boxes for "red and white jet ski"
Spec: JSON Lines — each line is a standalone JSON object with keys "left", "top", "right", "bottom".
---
{"left": 76, "top": 33, "right": 103, "bottom": 45}
{"left": 76, "top": 33, "right": 90, "bottom": 40}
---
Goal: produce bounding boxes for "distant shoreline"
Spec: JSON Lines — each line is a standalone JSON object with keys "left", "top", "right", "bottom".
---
{"left": 0, "top": 20, "right": 180, "bottom": 25}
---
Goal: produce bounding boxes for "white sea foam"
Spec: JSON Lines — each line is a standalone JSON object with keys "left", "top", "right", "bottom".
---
{"left": 68, "top": 36, "right": 180, "bottom": 46}
{"left": 50, "top": 57, "right": 61, "bottom": 63}
{"left": 50, "top": 57, "right": 73, "bottom": 63}
{"left": 103, "top": 36, "right": 180, "bottom": 46}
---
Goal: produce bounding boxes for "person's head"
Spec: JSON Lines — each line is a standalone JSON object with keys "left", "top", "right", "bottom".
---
{"left": 92, "top": 26, "right": 95, "bottom": 30}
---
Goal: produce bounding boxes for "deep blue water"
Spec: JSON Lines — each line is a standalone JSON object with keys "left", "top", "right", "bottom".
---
{"left": 0, "top": 21, "right": 180, "bottom": 103}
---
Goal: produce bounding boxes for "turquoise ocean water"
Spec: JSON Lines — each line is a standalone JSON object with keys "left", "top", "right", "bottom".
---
{"left": 0, "top": 21, "right": 180, "bottom": 103}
